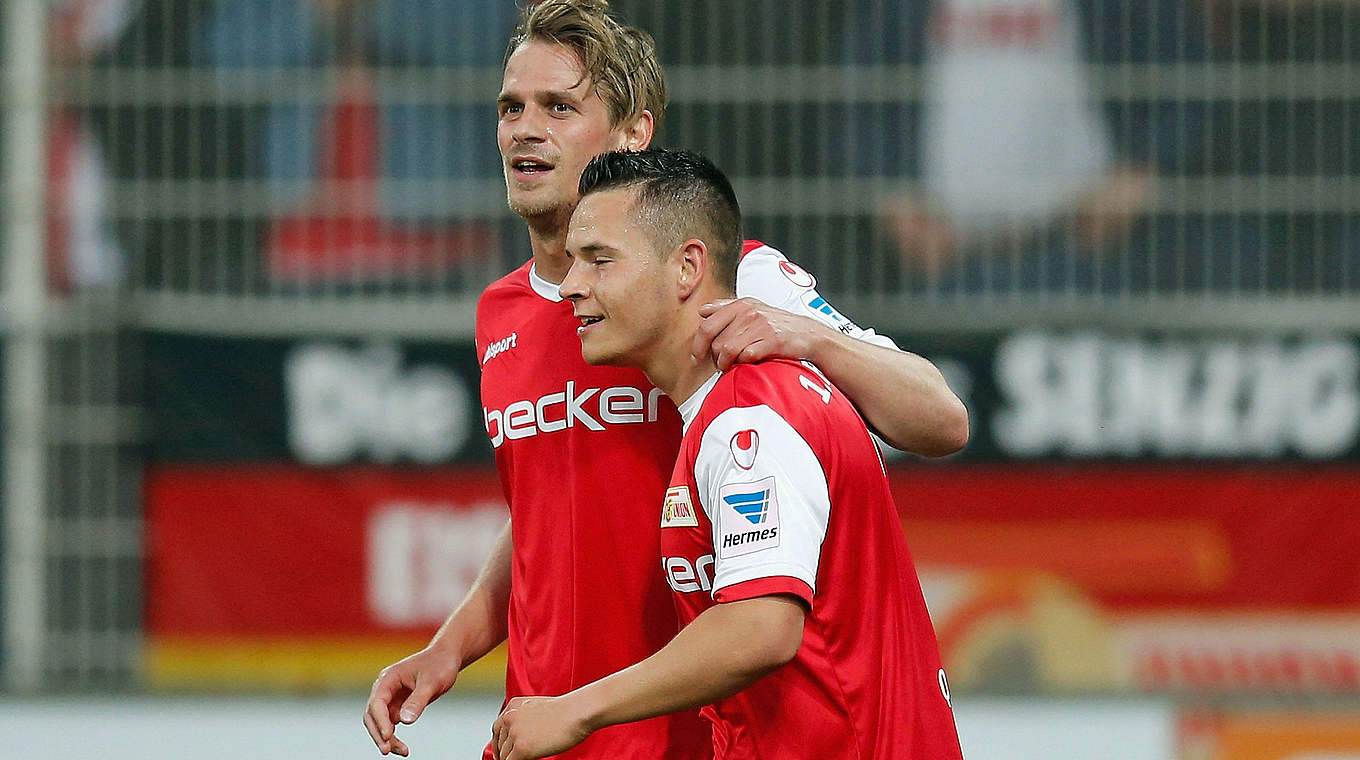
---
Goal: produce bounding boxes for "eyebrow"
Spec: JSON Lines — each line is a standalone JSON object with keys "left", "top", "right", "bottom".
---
{"left": 497, "top": 87, "right": 585, "bottom": 106}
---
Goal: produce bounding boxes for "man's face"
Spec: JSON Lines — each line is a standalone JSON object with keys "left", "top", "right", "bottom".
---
{"left": 497, "top": 40, "right": 625, "bottom": 223}
{"left": 561, "top": 189, "right": 676, "bottom": 366}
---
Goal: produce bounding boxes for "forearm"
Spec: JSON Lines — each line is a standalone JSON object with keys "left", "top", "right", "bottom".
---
{"left": 428, "top": 518, "right": 513, "bottom": 666}
{"left": 567, "top": 597, "right": 803, "bottom": 732}
{"left": 807, "top": 328, "right": 969, "bottom": 457}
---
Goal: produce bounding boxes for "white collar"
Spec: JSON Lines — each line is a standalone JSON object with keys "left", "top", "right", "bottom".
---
{"left": 676, "top": 372, "right": 722, "bottom": 433}
{"left": 528, "top": 263, "right": 563, "bottom": 302}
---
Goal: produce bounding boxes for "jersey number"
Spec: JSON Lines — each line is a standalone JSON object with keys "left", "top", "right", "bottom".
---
{"left": 799, "top": 374, "right": 831, "bottom": 404}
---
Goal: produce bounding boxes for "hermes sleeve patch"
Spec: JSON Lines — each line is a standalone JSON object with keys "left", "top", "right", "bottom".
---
{"left": 717, "top": 476, "right": 781, "bottom": 558}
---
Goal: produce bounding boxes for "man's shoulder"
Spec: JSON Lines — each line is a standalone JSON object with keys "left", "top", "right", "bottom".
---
{"left": 699, "top": 360, "right": 829, "bottom": 421}
{"left": 476, "top": 260, "right": 539, "bottom": 339}
{"left": 479, "top": 260, "right": 534, "bottom": 301}
{"left": 734, "top": 240, "right": 824, "bottom": 309}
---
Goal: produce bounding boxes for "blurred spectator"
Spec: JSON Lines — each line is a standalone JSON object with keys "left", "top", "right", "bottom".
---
{"left": 200, "top": 0, "right": 517, "bottom": 286}
{"left": 45, "top": 0, "right": 134, "bottom": 292}
{"left": 846, "top": 0, "right": 1208, "bottom": 293}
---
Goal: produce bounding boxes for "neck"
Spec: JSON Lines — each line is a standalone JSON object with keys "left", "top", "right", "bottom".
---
{"left": 525, "top": 212, "right": 573, "bottom": 284}
{"left": 640, "top": 292, "right": 725, "bottom": 405}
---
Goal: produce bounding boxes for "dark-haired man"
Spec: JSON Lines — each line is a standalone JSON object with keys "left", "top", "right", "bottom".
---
{"left": 490, "top": 150, "right": 963, "bottom": 760}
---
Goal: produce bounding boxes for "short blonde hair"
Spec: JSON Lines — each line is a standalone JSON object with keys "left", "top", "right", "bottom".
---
{"left": 508, "top": 0, "right": 668, "bottom": 135}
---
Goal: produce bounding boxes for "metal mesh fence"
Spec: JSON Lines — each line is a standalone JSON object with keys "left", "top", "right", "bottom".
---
{"left": 36, "top": 0, "right": 1360, "bottom": 333}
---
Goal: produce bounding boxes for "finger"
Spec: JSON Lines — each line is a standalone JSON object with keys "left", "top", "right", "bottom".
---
{"left": 491, "top": 717, "right": 506, "bottom": 760}
{"left": 698, "top": 298, "right": 735, "bottom": 317}
{"left": 711, "top": 339, "right": 737, "bottom": 371}
{"left": 691, "top": 303, "right": 743, "bottom": 362}
{"left": 367, "top": 697, "right": 397, "bottom": 745}
{"left": 713, "top": 325, "right": 758, "bottom": 370}
{"left": 735, "top": 340, "right": 774, "bottom": 365}
{"left": 398, "top": 680, "right": 440, "bottom": 724}
{"left": 389, "top": 735, "right": 410, "bottom": 757}
{"left": 363, "top": 710, "right": 389, "bottom": 754}
{"left": 366, "top": 677, "right": 401, "bottom": 739}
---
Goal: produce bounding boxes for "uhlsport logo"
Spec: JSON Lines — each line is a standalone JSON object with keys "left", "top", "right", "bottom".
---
{"left": 482, "top": 332, "right": 518, "bottom": 365}
{"left": 661, "top": 486, "right": 699, "bottom": 528}
{"left": 778, "top": 260, "right": 816, "bottom": 289}
{"left": 729, "top": 429, "right": 759, "bottom": 470}
{"left": 718, "top": 476, "right": 780, "bottom": 558}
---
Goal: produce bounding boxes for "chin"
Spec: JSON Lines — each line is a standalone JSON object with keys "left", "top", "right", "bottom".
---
{"left": 580, "top": 341, "right": 625, "bottom": 367}
{"left": 508, "top": 191, "right": 569, "bottom": 221}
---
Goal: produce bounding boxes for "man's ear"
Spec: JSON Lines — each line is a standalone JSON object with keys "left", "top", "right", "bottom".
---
{"left": 677, "top": 238, "right": 707, "bottom": 300}
{"left": 622, "top": 110, "right": 655, "bottom": 151}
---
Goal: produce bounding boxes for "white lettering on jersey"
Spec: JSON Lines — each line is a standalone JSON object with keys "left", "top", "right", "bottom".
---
{"left": 717, "top": 476, "right": 782, "bottom": 559}
{"left": 482, "top": 332, "right": 518, "bottom": 365}
{"left": 799, "top": 373, "right": 832, "bottom": 404}
{"left": 484, "top": 383, "right": 666, "bottom": 448}
{"left": 663, "top": 554, "right": 716, "bottom": 594}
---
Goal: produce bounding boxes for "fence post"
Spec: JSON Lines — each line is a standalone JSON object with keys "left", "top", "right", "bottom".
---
{"left": 3, "top": 0, "right": 50, "bottom": 692}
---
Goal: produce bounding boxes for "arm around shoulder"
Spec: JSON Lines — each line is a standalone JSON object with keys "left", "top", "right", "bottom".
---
{"left": 806, "top": 327, "right": 969, "bottom": 457}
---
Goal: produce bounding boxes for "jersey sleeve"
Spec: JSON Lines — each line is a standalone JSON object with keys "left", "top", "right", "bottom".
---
{"left": 692, "top": 403, "right": 831, "bottom": 607}
{"left": 734, "top": 243, "right": 900, "bottom": 351}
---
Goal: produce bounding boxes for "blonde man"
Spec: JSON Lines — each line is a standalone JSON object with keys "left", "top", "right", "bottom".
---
{"left": 364, "top": 2, "right": 967, "bottom": 758}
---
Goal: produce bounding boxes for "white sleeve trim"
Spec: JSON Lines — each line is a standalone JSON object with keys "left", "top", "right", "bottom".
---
{"left": 692, "top": 404, "right": 831, "bottom": 600}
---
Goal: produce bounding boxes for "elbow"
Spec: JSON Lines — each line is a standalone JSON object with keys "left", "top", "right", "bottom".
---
{"left": 933, "top": 397, "right": 970, "bottom": 457}
{"left": 905, "top": 395, "right": 970, "bottom": 458}
{"left": 745, "top": 611, "right": 804, "bottom": 676}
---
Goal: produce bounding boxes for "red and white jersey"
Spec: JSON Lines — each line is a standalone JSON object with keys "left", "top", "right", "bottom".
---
{"left": 661, "top": 359, "right": 963, "bottom": 760}
{"left": 474, "top": 241, "right": 893, "bottom": 759}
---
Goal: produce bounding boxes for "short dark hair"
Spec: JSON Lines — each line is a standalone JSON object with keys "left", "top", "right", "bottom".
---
{"left": 577, "top": 149, "right": 742, "bottom": 292}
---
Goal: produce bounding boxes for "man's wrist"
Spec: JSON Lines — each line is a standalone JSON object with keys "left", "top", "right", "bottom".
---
{"left": 425, "top": 629, "right": 469, "bottom": 670}
{"left": 565, "top": 683, "right": 612, "bottom": 735}
{"left": 799, "top": 318, "right": 844, "bottom": 364}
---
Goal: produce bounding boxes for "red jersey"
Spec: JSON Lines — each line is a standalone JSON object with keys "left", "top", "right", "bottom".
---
{"left": 476, "top": 259, "right": 709, "bottom": 760}
{"left": 475, "top": 242, "right": 899, "bottom": 759}
{"left": 661, "top": 359, "right": 963, "bottom": 760}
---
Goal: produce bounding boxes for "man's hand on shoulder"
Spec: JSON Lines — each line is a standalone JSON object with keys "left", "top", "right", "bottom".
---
{"left": 363, "top": 645, "right": 463, "bottom": 756}
{"left": 692, "top": 298, "right": 829, "bottom": 371}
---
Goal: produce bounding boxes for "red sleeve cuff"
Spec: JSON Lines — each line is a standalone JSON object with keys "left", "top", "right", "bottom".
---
{"left": 713, "top": 576, "right": 813, "bottom": 607}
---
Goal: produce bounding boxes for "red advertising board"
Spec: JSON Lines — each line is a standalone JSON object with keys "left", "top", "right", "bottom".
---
{"left": 145, "top": 464, "right": 1360, "bottom": 693}
{"left": 145, "top": 465, "right": 509, "bottom": 689}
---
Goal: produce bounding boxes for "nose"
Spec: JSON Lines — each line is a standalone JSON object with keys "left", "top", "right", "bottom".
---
{"left": 512, "top": 105, "right": 547, "bottom": 145}
{"left": 559, "top": 257, "right": 589, "bottom": 302}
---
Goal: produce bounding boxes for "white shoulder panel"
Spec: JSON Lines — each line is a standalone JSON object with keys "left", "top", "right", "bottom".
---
{"left": 735, "top": 244, "right": 900, "bottom": 350}
{"left": 692, "top": 403, "right": 832, "bottom": 598}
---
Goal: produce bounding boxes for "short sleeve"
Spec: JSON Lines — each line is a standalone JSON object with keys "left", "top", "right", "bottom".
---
{"left": 735, "top": 243, "right": 900, "bottom": 350}
{"left": 692, "top": 404, "right": 832, "bottom": 606}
